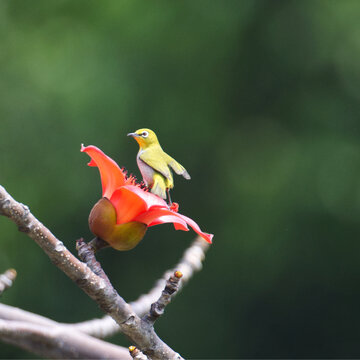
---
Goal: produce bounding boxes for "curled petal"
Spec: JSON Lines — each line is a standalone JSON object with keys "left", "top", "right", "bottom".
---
{"left": 150, "top": 216, "right": 189, "bottom": 231}
{"left": 174, "top": 213, "right": 214, "bottom": 244}
{"left": 81, "top": 144, "right": 125, "bottom": 198}
{"left": 110, "top": 187, "right": 148, "bottom": 224}
{"left": 134, "top": 208, "right": 185, "bottom": 227}
{"left": 134, "top": 208, "right": 213, "bottom": 243}
{"left": 121, "top": 185, "right": 168, "bottom": 209}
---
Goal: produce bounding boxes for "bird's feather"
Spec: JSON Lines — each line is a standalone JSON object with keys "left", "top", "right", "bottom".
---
{"left": 139, "top": 146, "right": 173, "bottom": 181}
{"left": 151, "top": 173, "right": 167, "bottom": 199}
{"left": 165, "top": 153, "right": 191, "bottom": 180}
{"left": 136, "top": 157, "right": 156, "bottom": 186}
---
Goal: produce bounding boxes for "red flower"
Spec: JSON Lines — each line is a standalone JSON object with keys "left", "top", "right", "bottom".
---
{"left": 81, "top": 145, "right": 213, "bottom": 250}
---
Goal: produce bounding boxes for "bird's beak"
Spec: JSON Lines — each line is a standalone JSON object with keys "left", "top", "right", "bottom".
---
{"left": 127, "top": 132, "right": 138, "bottom": 137}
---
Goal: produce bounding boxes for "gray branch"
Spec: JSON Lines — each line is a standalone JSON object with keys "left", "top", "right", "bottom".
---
{"left": 0, "top": 184, "right": 183, "bottom": 360}
{"left": 71, "top": 237, "right": 210, "bottom": 338}
{"left": 0, "top": 319, "right": 131, "bottom": 359}
{"left": 0, "top": 236, "right": 209, "bottom": 346}
{"left": 0, "top": 303, "right": 60, "bottom": 327}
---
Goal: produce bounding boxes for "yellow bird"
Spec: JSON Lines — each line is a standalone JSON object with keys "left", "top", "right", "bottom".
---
{"left": 127, "top": 128, "right": 190, "bottom": 202}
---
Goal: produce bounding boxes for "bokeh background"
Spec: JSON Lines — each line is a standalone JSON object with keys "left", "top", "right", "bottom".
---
{"left": 1, "top": 0, "right": 360, "bottom": 358}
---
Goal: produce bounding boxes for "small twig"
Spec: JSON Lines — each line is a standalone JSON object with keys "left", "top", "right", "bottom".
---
{"left": 131, "top": 237, "right": 209, "bottom": 316}
{"left": 76, "top": 238, "right": 111, "bottom": 285}
{"left": 144, "top": 271, "right": 183, "bottom": 325}
{"left": 129, "top": 345, "right": 148, "bottom": 360}
{"left": 88, "top": 236, "right": 110, "bottom": 252}
{"left": 0, "top": 269, "right": 17, "bottom": 296}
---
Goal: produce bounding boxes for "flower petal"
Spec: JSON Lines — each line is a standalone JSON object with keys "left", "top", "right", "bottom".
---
{"left": 121, "top": 185, "right": 168, "bottom": 209}
{"left": 81, "top": 144, "right": 125, "bottom": 198}
{"left": 134, "top": 208, "right": 213, "bottom": 243}
{"left": 174, "top": 213, "right": 214, "bottom": 244}
{"left": 110, "top": 187, "right": 148, "bottom": 224}
{"left": 150, "top": 216, "right": 189, "bottom": 231}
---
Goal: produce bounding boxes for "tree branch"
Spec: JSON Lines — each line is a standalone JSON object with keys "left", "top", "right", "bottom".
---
{"left": 0, "top": 319, "right": 131, "bottom": 359}
{"left": 0, "top": 236, "right": 209, "bottom": 343}
{"left": 0, "top": 303, "right": 60, "bottom": 327}
{"left": 71, "top": 237, "right": 210, "bottom": 338}
{"left": 0, "top": 184, "right": 183, "bottom": 360}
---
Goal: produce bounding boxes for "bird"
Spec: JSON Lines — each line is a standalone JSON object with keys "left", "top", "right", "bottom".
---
{"left": 127, "top": 128, "right": 190, "bottom": 202}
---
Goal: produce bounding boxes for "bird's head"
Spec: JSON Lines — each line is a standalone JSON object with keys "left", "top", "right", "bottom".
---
{"left": 127, "top": 128, "right": 159, "bottom": 148}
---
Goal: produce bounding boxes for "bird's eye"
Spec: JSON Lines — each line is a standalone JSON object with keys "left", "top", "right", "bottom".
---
{"left": 142, "top": 131, "right": 149, "bottom": 138}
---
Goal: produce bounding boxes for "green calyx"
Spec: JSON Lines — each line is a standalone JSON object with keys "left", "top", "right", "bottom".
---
{"left": 88, "top": 198, "right": 147, "bottom": 251}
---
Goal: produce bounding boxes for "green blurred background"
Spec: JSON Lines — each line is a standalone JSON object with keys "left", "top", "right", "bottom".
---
{"left": 1, "top": 0, "right": 360, "bottom": 358}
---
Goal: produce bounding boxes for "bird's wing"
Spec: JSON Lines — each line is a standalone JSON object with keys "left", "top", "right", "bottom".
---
{"left": 139, "top": 150, "right": 173, "bottom": 180}
{"left": 164, "top": 153, "right": 191, "bottom": 180}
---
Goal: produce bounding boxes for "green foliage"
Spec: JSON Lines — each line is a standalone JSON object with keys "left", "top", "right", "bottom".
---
{"left": 1, "top": 0, "right": 360, "bottom": 357}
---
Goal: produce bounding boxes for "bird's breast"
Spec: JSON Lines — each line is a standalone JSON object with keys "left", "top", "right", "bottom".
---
{"left": 137, "top": 155, "right": 155, "bottom": 186}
